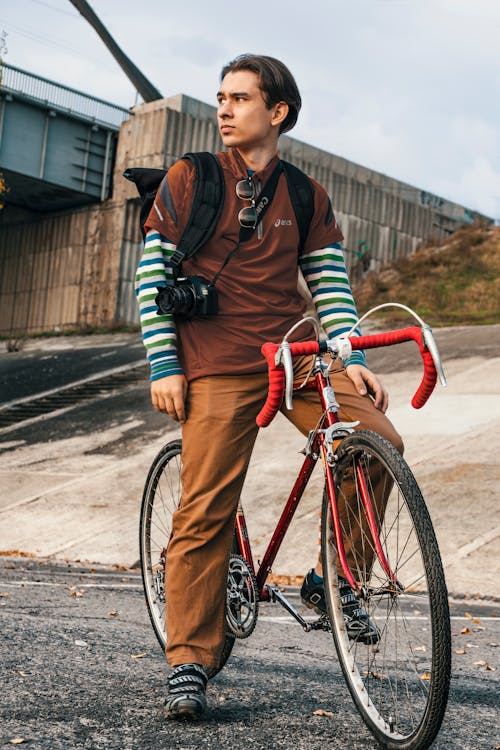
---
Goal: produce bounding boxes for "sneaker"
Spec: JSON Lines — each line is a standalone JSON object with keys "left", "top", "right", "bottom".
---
{"left": 163, "top": 663, "right": 207, "bottom": 719}
{"left": 301, "top": 569, "right": 379, "bottom": 645}
{"left": 338, "top": 577, "right": 380, "bottom": 645}
{"left": 300, "top": 568, "right": 327, "bottom": 614}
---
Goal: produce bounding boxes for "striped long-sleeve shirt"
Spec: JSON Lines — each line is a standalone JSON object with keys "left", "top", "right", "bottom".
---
{"left": 135, "top": 230, "right": 365, "bottom": 381}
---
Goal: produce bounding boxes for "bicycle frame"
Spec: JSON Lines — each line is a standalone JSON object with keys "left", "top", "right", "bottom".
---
{"left": 233, "top": 353, "right": 397, "bottom": 600}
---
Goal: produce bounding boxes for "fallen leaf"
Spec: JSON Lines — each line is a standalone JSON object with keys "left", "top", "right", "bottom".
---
{"left": 74, "top": 640, "right": 88, "bottom": 647}
{"left": 464, "top": 612, "right": 481, "bottom": 624}
{"left": 473, "top": 660, "right": 486, "bottom": 666}
{"left": 369, "top": 671, "right": 387, "bottom": 680}
{"left": 415, "top": 645, "right": 427, "bottom": 652}
{"left": 131, "top": 653, "right": 147, "bottom": 659}
{"left": 313, "top": 709, "right": 334, "bottom": 717}
{"left": 455, "top": 648, "right": 467, "bottom": 655}
{"left": 18, "top": 671, "right": 26, "bottom": 677}
{"left": 0, "top": 592, "right": 9, "bottom": 598}
{"left": 460, "top": 627, "right": 473, "bottom": 635}
{"left": 9, "top": 740, "right": 28, "bottom": 745}
{"left": 465, "top": 643, "right": 478, "bottom": 648}
{"left": 485, "top": 665, "right": 496, "bottom": 671}
{"left": 420, "top": 672, "right": 431, "bottom": 680}
{"left": 107, "top": 610, "right": 119, "bottom": 617}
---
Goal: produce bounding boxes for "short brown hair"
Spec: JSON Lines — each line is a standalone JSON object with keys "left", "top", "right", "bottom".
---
{"left": 220, "top": 54, "right": 301, "bottom": 134}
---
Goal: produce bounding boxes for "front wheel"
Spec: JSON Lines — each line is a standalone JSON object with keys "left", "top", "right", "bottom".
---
{"left": 321, "top": 430, "right": 451, "bottom": 750}
{"left": 139, "top": 439, "right": 235, "bottom": 678}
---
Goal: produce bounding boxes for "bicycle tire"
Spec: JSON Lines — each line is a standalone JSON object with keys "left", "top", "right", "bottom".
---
{"left": 321, "top": 430, "right": 451, "bottom": 750}
{"left": 139, "top": 438, "right": 235, "bottom": 679}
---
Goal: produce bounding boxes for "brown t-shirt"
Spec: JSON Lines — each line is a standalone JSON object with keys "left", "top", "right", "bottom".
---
{"left": 145, "top": 148, "right": 343, "bottom": 381}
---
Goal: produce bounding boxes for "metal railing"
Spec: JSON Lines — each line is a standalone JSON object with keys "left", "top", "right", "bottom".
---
{"left": 1, "top": 63, "right": 132, "bottom": 129}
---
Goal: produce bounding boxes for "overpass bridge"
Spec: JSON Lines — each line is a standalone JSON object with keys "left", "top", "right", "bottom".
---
{"left": 0, "top": 64, "right": 130, "bottom": 212}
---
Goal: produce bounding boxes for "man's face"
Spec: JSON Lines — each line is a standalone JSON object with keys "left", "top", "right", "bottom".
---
{"left": 217, "top": 70, "right": 282, "bottom": 150}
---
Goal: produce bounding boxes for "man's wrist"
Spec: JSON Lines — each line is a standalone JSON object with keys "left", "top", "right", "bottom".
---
{"left": 150, "top": 363, "right": 184, "bottom": 381}
{"left": 343, "top": 350, "right": 366, "bottom": 368}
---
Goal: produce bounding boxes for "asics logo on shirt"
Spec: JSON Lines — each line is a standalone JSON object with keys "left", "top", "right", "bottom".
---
{"left": 274, "top": 218, "right": 293, "bottom": 227}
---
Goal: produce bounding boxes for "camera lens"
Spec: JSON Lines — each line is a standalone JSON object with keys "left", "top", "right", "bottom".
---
{"left": 156, "top": 283, "right": 196, "bottom": 317}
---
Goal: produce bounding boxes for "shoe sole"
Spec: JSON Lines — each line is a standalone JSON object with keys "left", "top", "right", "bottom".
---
{"left": 164, "top": 697, "right": 207, "bottom": 720}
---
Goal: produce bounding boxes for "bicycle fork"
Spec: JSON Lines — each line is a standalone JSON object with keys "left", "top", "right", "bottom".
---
{"left": 318, "top": 386, "right": 402, "bottom": 594}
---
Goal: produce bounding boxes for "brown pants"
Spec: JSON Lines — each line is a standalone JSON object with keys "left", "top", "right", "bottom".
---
{"left": 165, "top": 360, "right": 403, "bottom": 669}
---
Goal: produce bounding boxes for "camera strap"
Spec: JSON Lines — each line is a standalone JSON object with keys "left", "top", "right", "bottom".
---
{"left": 211, "top": 162, "right": 283, "bottom": 286}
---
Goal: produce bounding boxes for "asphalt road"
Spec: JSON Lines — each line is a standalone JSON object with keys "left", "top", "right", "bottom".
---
{"left": 0, "top": 337, "right": 145, "bottom": 406}
{"left": 1, "top": 558, "right": 498, "bottom": 750}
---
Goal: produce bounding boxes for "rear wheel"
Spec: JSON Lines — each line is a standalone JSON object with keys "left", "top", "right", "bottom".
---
{"left": 322, "top": 430, "right": 450, "bottom": 750}
{"left": 139, "top": 439, "right": 235, "bottom": 678}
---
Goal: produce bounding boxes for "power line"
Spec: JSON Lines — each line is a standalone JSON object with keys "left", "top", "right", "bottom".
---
{"left": 0, "top": 18, "right": 125, "bottom": 73}
{"left": 25, "top": 0, "right": 80, "bottom": 18}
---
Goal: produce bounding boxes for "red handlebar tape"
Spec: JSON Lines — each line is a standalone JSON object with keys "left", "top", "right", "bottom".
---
{"left": 256, "top": 327, "right": 437, "bottom": 428}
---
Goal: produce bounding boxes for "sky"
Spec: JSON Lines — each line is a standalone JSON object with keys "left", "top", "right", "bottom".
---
{"left": 1, "top": 0, "right": 499, "bottom": 219}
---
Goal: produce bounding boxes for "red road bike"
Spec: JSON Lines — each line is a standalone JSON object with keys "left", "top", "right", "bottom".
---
{"left": 139, "top": 312, "right": 451, "bottom": 750}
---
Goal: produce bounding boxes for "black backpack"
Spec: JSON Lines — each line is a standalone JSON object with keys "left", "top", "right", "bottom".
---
{"left": 123, "top": 152, "right": 314, "bottom": 269}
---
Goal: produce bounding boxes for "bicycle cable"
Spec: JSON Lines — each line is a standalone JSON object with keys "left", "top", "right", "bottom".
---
{"left": 344, "top": 302, "right": 429, "bottom": 338}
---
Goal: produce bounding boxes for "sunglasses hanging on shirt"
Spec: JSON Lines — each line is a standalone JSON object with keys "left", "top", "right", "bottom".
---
{"left": 236, "top": 178, "right": 258, "bottom": 229}
{"left": 235, "top": 163, "right": 282, "bottom": 240}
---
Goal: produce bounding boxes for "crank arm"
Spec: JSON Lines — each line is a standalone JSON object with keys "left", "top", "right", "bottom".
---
{"left": 268, "top": 585, "right": 315, "bottom": 632}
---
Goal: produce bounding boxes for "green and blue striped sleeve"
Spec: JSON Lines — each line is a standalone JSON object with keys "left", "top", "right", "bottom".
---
{"left": 300, "top": 243, "right": 366, "bottom": 367}
{"left": 134, "top": 229, "right": 183, "bottom": 381}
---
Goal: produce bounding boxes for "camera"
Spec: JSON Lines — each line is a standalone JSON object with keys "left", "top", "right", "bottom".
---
{"left": 155, "top": 276, "right": 218, "bottom": 319}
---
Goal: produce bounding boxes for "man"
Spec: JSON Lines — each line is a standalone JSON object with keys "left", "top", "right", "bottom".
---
{"left": 135, "top": 54, "right": 402, "bottom": 719}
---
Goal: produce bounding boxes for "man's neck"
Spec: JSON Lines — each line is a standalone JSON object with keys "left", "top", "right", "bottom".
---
{"left": 235, "top": 143, "right": 279, "bottom": 173}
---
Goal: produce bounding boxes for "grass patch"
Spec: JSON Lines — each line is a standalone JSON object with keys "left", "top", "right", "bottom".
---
{"left": 353, "top": 223, "right": 500, "bottom": 327}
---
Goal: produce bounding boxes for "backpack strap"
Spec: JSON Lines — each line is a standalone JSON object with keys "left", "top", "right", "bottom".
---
{"left": 280, "top": 160, "right": 315, "bottom": 253}
{"left": 171, "top": 152, "right": 225, "bottom": 269}
{"left": 123, "top": 153, "right": 224, "bottom": 263}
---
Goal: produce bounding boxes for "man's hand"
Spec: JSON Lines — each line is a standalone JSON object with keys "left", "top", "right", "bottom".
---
{"left": 345, "top": 364, "right": 388, "bottom": 413}
{"left": 151, "top": 374, "right": 188, "bottom": 423}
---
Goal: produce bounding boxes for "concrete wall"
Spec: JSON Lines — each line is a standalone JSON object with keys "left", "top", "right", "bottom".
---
{"left": 0, "top": 95, "right": 488, "bottom": 337}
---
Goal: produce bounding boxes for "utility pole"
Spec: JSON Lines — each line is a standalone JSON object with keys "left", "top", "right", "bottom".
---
{"left": 68, "top": 0, "right": 162, "bottom": 102}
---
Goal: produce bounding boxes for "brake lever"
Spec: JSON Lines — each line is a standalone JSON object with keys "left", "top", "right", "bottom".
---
{"left": 421, "top": 325, "right": 447, "bottom": 387}
{"left": 275, "top": 342, "right": 294, "bottom": 410}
